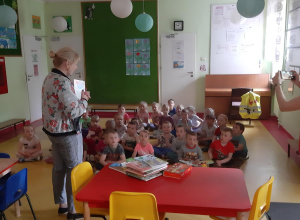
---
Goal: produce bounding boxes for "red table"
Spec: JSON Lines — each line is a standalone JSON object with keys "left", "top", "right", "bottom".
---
{"left": 0, "top": 158, "right": 18, "bottom": 177}
{"left": 76, "top": 166, "right": 251, "bottom": 220}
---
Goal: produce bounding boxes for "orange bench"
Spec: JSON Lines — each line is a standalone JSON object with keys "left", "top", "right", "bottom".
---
{"left": 205, "top": 74, "right": 271, "bottom": 119}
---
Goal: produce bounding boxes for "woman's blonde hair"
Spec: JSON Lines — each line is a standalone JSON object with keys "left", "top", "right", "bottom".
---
{"left": 49, "top": 47, "right": 79, "bottom": 67}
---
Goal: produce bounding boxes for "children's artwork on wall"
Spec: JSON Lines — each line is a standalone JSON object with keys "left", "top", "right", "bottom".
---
{"left": 0, "top": 0, "right": 21, "bottom": 56}
{"left": 126, "top": 38, "right": 150, "bottom": 76}
{"left": 0, "top": 57, "right": 8, "bottom": 95}
{"left": 53, "top": 16, "right": 72, "bottom": 33}
{"left": 32, "top": 16, "right": 41, "bottom": 29}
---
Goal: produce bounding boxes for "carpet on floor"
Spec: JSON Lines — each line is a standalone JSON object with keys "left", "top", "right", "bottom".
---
{"left": 268, "top": 202, "right": 300, "bottom": 220}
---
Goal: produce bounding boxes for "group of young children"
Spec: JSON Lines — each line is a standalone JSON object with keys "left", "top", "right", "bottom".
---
{"left": 16, "top": 99, "right": 248, "bottom": 169}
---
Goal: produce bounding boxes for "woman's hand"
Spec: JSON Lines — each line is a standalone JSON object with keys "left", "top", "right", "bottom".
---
{"left": 272, "top": 71, "right": 283, "bottom": 86}
{"left": 81, "top": 90, "right": 91, "bottom": 101}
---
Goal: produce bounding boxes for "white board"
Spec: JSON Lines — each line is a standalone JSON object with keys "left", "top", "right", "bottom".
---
{"left": 49, "top": 35, "right": 85, "bottom": 82}
{"left": 210, "top": 4, "right": 264, "bottom": 74}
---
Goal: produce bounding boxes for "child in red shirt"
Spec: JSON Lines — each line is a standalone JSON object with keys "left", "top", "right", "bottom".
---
{"left": 208, "top": 127, "right": 234, "bottom": 167}
{"left": 212, "top": 114, "right": 228, "bottom": 142}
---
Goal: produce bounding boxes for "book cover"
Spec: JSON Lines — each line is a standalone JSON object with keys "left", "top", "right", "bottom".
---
{"left": 126, "top": 161, "right": 153, "bottom": 173}
{"left": 126, "top": 171, "right": 162, "bottom": 181}
{"left": 163, "top": 163, "right": 192, "bottom": 179}
{"left": 134, "top": 154, "right": 168, "bottom": 169}
{"left": 74, "top": 79, "right": 85, "bottom": 99}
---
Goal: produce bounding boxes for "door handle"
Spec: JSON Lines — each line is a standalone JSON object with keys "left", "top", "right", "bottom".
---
{"left": 187, "top": 71, "right": 194, "bottom": 77}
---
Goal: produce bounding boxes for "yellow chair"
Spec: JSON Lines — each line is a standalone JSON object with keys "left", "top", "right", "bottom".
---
{"left": 71, "top": 162, "right": 109, "bottom": 219}
{"left": 109, "top": 191, "right": 160, "bottom": 220}
{"left": 210, "top": 176, "right": 274, "bottom": 220}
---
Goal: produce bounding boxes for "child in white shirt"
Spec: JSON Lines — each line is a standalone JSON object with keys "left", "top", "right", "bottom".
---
{"left": 17, "top": 125, "right": 43, "bottom": 162}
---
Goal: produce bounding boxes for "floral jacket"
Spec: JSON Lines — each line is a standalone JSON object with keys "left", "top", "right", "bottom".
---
{"left": 42, "top": 68, "right": 87, "bottom": 136}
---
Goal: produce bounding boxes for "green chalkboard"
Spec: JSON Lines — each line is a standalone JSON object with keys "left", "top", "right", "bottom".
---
{"left": 82, "top": 1, "right": 158, "bottom": 104}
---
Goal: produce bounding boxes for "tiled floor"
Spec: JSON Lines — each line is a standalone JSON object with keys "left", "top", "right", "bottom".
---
{"left": 1, "top": 119, "right": 300, "bottom": 220}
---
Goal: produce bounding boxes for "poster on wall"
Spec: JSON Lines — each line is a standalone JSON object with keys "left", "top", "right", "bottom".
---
{"left": 172, "top": 39, "right": 184, "bottom": 69}
{"left": 0, "top": 57, "right": 8, "bottom": 95}
{"left": 0, "top": 0, "right": 21, "bottom": 56}
{"left": 125, "top": 38, "right": 150, "bottom": 76}
{"left": 32, "top": 16, "right": 41, "bottom": 29}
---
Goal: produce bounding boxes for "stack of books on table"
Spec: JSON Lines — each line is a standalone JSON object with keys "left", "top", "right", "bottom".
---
{"left": 126, "top": 155, "right": 168, "bottom": 181}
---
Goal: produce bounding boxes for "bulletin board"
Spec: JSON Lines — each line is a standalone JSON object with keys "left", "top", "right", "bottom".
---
{"left": 210, "top": 4, "right": 264, "bottom": 75}
{"left": 81, "top": 1, "right": 158, "bottom": 104}
{"left": 0, "top": 0, "right": 22, "bottom": 56}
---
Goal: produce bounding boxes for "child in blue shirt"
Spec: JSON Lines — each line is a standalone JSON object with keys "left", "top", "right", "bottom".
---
{"left": 231, "top": 122, "right": 248, "bottom": 159}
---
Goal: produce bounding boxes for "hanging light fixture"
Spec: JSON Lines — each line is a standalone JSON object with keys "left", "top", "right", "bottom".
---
{"left": 52, "top": 17, "right": 67, "bottom": 32}
{"left": 111, "top": 0, "right": 133, "bottom": 19}
{"left": 0, "top": 0, "right": 18, "bottom": 28}
{"left": 237, "top": 0, "right": 265, "bottom": 18}
{"left": 135, "top": 0, "right": 153, "bottom": 32}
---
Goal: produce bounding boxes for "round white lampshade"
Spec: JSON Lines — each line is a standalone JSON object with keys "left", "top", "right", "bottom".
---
{"left": 237, "top": 0, "right": 265, "bottom": 18}
{"left": 135, "top": 13, "right": 153, "bottom": 32}
{"left": 230, "top": 7, "right": 247, "bottom": 25}
{"left": 52, "top": 17, "right": 67, "bottom": 32}
{"left": 110, "top": 0, "right": 133, "bottom": 19}
{"left": 0, "top": 5, "right": 18, "bottom": 28}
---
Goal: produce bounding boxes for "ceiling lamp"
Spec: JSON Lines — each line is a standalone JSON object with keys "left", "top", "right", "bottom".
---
{"left": 237, "top": 0, "right": 265, "bottom": 18}
{"left": 111, "top": 0, "right": 133, "bottom": 19}
{"left": 52, "top": 17, "right": 67, "bottom": 32}
{"left": 135, "top": 0, "right": 153, "bottom": 32}
{"left": 0, "top": 4, "right": 18, "bottom": 28}
{"left": 230, "top": 7, "right": 247, "bottom": 25}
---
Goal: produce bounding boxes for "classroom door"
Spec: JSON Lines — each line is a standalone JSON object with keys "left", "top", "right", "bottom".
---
{"left": 160, "top": 34, "right": 197, "bottom": 109}
{"left": 22, "top": 35, "right": 44, "bottom": 122}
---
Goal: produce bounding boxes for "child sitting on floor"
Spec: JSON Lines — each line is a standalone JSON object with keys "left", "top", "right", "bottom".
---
{"left": 177, "top": 109, "right": 193, "bottom": 131}
{"left": 153, "top": 121, "right": 175, "bottom": 158}
{"left": 198, "top": 113, "right": 217, "bottom": 151}
{"left": 104, "top": 119, "right": 115, "bottom": 132}
{"left": 171, "top": 104, "right": 184, "bottom": 127}
{"left": 186, "top": 106, "right": 203, "bottom": 132}
{"left": 232, "top": 122, "right": 249, "bottom": 159}
{"left": 159, "top": 104, "right": 175, "bottom": 129}
{"left": 80, "top": 108, "right": 91, "bottom": 129}
{"left": 167, "top": 125, "right": 186, "bottom": 163}
{"left": 180, "top": 131, "right": 204, "bottom": 164}
{"left": 84, "top": 115, "right": 103, "bottom": 161}
{"left": 97, "top": 130, "right": 126, "bottom": 171}
{"left": 118, "top": 104, "right": 130, "bottom": 125}
{"left": 136, "top": 101, "right": 149, "bottom": 128}
{"left": 131, "top": 117, "right": 144, "bottom": 133}
{"left": 208, "top": 127, "right": 235, "bottom": 167}
{"left": 132, "top": 130, "right": 154, "bottom": 157}
{"left": 122, "top": 121, "right": 139, "bottom": 158}
{"left": 114, "top": 113, "right": 127, "bottom": 139}
{"left": 168, "top": 99, "right": 176, "bottom": 116}
{"left": 17, "top": 125, "right": 43, "bottom": 162}
{"left": 212, "top": 114, "right": 228, "bottom": 142}
{"left": 149, "top": 102, "right": 163, "bottom": 131}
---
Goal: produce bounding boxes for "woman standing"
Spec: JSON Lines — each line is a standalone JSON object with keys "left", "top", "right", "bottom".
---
{"left": 42, "top": 47, "right": 90, "bottom": 219}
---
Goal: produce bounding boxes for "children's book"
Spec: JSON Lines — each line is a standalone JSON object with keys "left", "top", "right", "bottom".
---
{"left": 126, "top": 165, "right": 167, "bottom": 177}
{"left": 109, "top": 162, "right": 128, "bottom": 174}
{"left": 74, "top": 79, "right": 85, "bottom": 99}
{"left": 179, "top": 159, "right": 214, "bottom": 167}
{"left": 163, "top": 163, "right": 192, "bottom": 179}
{"left": 134, "top": 154, "right": 168, "bottom": 169}
{"left": 126, "top": 171, "right": 162, "bottom": 181}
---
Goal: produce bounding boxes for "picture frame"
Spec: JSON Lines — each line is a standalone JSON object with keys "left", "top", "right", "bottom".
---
{"left": 174, "top": 21, "right": 184, "bottom": 31}
{"left": 0, "top": 0, "right": 22, "bottom": 56}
